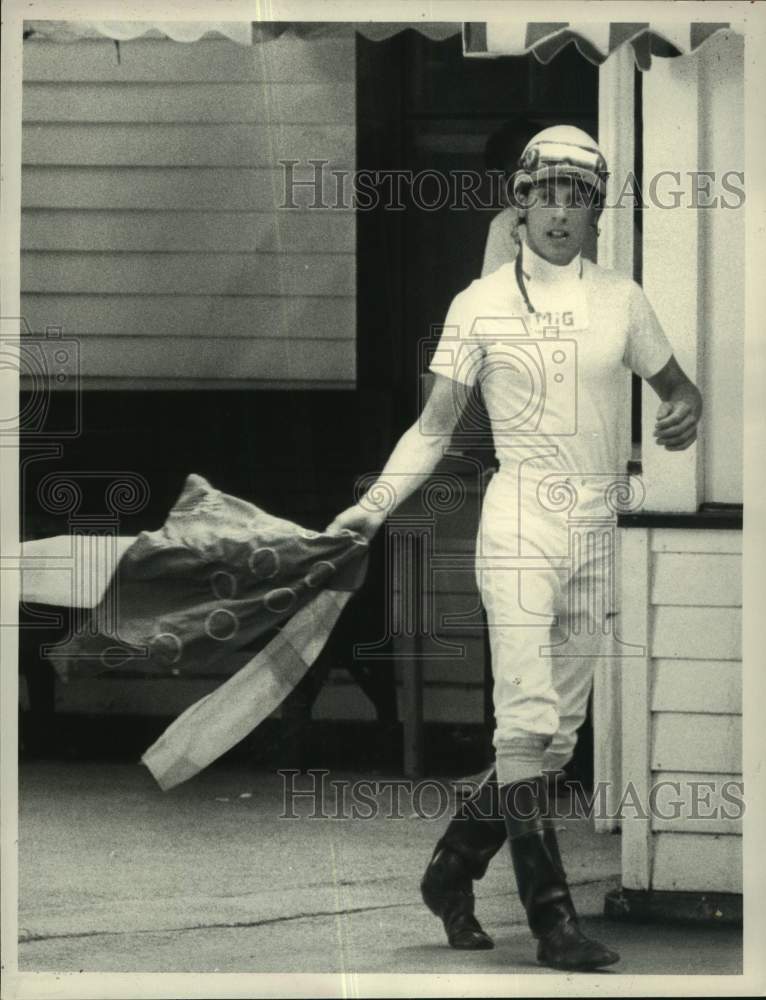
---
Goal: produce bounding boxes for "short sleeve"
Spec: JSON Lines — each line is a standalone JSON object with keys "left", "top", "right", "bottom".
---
{"left": 623, "top": 282, "right": 674, "bottom": 379}
{"left": 428, "top": 288, "right": 485, "bottom": 387}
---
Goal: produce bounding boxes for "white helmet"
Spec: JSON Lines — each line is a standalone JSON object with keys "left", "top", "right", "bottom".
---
{"left": 513, "top": 125, "right": 608, "bottom": 201}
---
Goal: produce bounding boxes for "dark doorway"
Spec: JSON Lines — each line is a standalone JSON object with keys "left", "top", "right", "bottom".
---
{"left": 356, "top": 31, "right": 599, "bottom": 783}
{"left": 357, "top": 30, "right": 598, "bottom": 422}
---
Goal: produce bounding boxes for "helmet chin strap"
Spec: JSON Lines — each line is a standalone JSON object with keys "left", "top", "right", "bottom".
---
{"left": 515, "top": 247, "right": 536, "bottom": 315}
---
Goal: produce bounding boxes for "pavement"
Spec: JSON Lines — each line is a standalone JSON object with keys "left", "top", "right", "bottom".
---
{"left": 15, "top": 761, "right": 742, "bottom": 977}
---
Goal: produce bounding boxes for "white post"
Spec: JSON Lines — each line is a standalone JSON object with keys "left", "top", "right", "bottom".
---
{"left": 598, "top": 45, "right": 635, "bottom": 279}
{"left": 620, "top": 528, "right": 653, "bottom": 890}
{"left": 640, "top": 52, "right": 704, "bottom": 512}
{"left": 593, "top": 47, "right": 635, "bottom": 833}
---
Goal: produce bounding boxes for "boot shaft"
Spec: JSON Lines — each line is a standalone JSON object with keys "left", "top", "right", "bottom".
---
{"left": 498, "top": 777, "right": 577, "bottom": 939}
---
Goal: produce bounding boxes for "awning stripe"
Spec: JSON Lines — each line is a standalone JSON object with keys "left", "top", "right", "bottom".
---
{"left": 463, "top": 21, "right": 487, "bottom": 54}
{"left": 465, "top": 21, "right": 734, "bottom": 70}
{"left": 525, "top": 22, "right": 569, "bottom": 47}
{"left": 691, "top": 22, "right": 730, "bottom": 48}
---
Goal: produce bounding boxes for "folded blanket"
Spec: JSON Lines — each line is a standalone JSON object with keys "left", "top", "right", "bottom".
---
{"left": 23, "top": 474, "right": 369, "bottom": 789}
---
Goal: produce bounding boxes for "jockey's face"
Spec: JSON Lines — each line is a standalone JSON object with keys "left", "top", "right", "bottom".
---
{"left": 522, "top": 177, "right": 598, "bottom": 265}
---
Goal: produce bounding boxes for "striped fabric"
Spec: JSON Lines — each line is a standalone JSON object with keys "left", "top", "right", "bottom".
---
{"left": 462, "top": 21, "right": 733, "bottom": 70}
{"left": 20, "top": 474, "right": 370, "bottom": 789}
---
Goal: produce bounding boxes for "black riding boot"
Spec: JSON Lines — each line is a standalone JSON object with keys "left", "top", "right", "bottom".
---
{"left": 421, "top": 770, "right": 507, "bottom": 949}
{"left": 500, "top": 777, "right": 620, "bottom": 971}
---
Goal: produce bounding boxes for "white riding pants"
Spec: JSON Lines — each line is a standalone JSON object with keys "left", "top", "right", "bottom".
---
{"left": 475, "top": 471, "right": 618, "bottom": 785}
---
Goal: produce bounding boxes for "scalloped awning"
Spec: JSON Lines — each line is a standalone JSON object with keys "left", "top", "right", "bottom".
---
{"left": 462, "top": 21, "right": 735, "bottom": 70}
{"left": 22, "top": 19, "right": 737, "bottom": 72}
{"left": 22, "top": 20, "right": 463, "bottom": 45}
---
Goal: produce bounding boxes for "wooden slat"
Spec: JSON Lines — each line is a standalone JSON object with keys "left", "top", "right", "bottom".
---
{"left": 651, "top": 659, "right": 742, "bottom": 714}
{"left": 420, "top": 686, "right": 485, "bottom": 725}
{"left": 651, "top": 552, "right": 741, "bottom": 607}
{"left": 21, "top": 166, "right": 352, "bottom": 211}
{"left": 423, "top": 650, "right": 485, "bottom": 684}
{"left": 650, "top": 529, "right": 742, "bottom": 555}
{"left": 652, "top": 606, "right": 742, "bottom": 660}
{"left": 388, "top": 588, "right": 484, "bottom": 638}
{"left": 427, "top": 569, "right": 481, "bottom": 596}
{"left": 21, "top": 210, "right": 355, "bottom": 254}
{"left": 55, "top": 676, "right": 220, "bottom": 716}
{"left": 652, "top": 832, "right": 742, "bottom": 893}
{"left": 22, "top": 376, "right": 354, "bottom": 391}
{"left": 312, "top": 681, "right": 377, "bottom": 722}
{"left": 20, "top": 293, "right": 354, "bottom": 339}
{"left": 401, "top": 642, "right": 424, "bottom": 779}
{"left": 650, "top": 771, "right": 744, "bottom": 834}
{"left": 21, "top": 252, "right": 354, "bottom": 297}
{"left": 619, "top": 527, "right": 652, "bottom": 889}
{"left": 652, "top": 713, "right": 742, "bottom": 773}
{"left": 22, "top": 123, "right": 355, "bottom": 167}
{"left": 23, "top": 82, "right": 355, "bottom": 124}
{"left": 22, "top": 38, "right": 356, "bottom": 84}
{"left": 49, "top": 336, "right": 355, "bottom": 381}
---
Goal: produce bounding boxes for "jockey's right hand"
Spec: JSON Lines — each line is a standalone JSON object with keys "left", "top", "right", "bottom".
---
{"left": 325, "top": 503, "right": 386, "bottom": 541}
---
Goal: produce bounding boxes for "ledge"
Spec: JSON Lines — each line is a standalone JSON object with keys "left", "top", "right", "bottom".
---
{"left": 617, "top": 504, "right": 743, "bottom": 531}
{"left": 605, "top": 887, "right": 742, "bottom": 927}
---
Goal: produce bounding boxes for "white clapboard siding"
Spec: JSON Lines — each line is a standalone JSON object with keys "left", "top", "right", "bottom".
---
{"left": 650, "top": 529, "right": 742, "bottom": 555}
{"left": 22, "top": 82, "right": 354, "bottom": 123}
{"left": 22, "top": 210, "right": 354, "bottom": 254}
{"left": 651, "top": 606, "right": 742, "bottom": 661}
{"left": 652, "top": 712, "right": 742, "bottom": 773}
{"left": 22, "top": 167, "right": 347, "bottom": 211}
{"left": 651, "top": 659, "right": 742, "bottom": 714}
{"left": 618, "top": 525, "right": 743, "bottom": 895}
{"left": 52, "top": 337, "right": 355, "bottom": 381}
{"left": 22, "top": 253, "right": 354, "bottom": 297}
{"left": 22, "top": 124, "right": 355, "bottom": 167}
{"left": 650, "top": 771, "right": 744, "bottom": 834}
{"left": 21, "top": 35, "right": 356, "bottom": 386}
{"left": 23, "top": 38, "right": 356, "bottom": 84}
{"left": 20, "top": 294, "right": 354, "bottom": 340}
{"left": 652, "top": 833, "right": 742, "bottom": 893}
{"left": 651, "top": 552, "right": 741, "bottom": 606}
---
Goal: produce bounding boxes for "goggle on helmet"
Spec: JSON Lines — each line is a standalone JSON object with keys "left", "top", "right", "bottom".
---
{"left": 513, "top": 135, "right": 609, "bottom": 206}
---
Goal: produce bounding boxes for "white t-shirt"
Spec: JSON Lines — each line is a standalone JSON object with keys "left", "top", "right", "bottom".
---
{"left": 429, "top": 242, "right": 673, "bottom": 502}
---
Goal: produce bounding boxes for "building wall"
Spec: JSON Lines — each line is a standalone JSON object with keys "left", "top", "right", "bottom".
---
{"left": 621, "top": 526, "right": 742, "bottom": 894}
{"left": 21, "top": 35, "right": 356, "bottom": 388}
{"left": 641, "top": 30, "right": 744, "bottom": 507}
{"left": 698, "top": 30, "right": 744, "bottom": 504}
